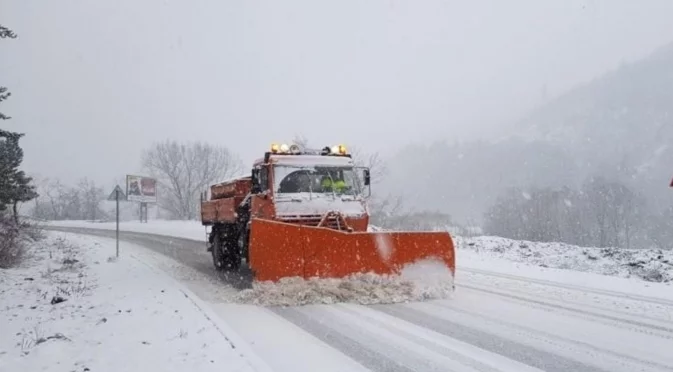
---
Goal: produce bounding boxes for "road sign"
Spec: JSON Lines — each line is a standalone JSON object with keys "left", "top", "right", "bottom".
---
{"left": 107, "top": 185, "right": 126, "bottom": 201}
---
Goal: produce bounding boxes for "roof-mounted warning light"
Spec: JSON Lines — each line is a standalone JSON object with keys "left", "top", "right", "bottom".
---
{"left": 269, "top": 142, "right": 350, "bottom": 158}
{"left": 321, "top": 144, "right": 348, "bottom": 156}
{"left": 270, "top": 143, "right": 298, "bottom": 154}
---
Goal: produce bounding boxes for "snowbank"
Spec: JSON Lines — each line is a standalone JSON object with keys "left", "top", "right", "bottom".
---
{"left": 234, "top": 259, "right": 455, "bottom": 307}
{"left": 455, "top": 235, "right": 673, "bottom": 283}
{"left": 0, "top": 232, "right": 260, "bottom": 372}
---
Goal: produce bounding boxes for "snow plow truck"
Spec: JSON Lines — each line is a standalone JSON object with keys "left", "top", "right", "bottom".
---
{"left": 200, "top": 143, "right": 455, "bottom": 282}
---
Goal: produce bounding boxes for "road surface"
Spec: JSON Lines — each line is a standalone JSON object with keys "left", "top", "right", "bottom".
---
{"left": 47, "top": 226, "right": 673, "bottom": 372}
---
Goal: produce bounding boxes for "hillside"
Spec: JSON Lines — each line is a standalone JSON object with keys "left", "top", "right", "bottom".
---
{"left": 515, "top": 40, "right": 673, "bottom": 201}
{"left": 384, "top": 41, "right": 673, "bottom": 226}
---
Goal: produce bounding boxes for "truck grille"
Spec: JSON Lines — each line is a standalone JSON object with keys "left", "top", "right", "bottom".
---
{"left": 277, "top": 214, "right": 349, "bottom": 231}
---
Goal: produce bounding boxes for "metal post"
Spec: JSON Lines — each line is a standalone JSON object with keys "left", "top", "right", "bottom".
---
{"left": 116, "top": 189, "right": 120, "bottom": 258}
{"left": 138, "top": 202, "right": 148, "bottom": 223}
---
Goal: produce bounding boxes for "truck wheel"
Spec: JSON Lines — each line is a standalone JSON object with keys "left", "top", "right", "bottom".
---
{"left": 212, "top": 233, "right": 226, "bottom": 271}
{"left": 223, "top": 234, "right": 241, "bottom": 270}
{"left": 238, "top": 226, "right": 250, "bottom": 263}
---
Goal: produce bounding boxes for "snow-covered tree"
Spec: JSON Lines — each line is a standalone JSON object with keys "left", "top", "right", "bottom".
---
{"left": 484, "top": 177, "right": 648, "bottom": 248}
{"left": 582, "top": 176, "right": 647, "bottom": 249}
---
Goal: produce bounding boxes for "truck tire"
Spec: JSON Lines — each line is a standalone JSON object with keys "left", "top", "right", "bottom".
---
{"left": 212, "top": 232, "right": 226, "bottom": 271}
{"left": 238, "top": 225, "right": 250, "bottom": 263}
{"left": 225, "top": 244, "right": 241, "bottom": 270}
{"left": 213, "top": 224, "right": 242, "bottom": 271}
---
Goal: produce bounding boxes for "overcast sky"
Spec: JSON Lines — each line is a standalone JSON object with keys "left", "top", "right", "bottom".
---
{"left": 2, "top": 0, "right": 673, "bottom": 188}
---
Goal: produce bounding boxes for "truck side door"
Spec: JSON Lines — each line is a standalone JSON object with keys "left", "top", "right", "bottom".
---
{"left": 250, "top": 164, "right": 274, "bottom": 219}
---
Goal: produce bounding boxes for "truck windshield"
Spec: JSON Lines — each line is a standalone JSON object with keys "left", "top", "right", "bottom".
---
{"left": 273, "top": 165, "right": 362, "bottom": 196}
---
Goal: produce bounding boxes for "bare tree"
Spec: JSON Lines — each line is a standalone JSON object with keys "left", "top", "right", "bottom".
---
{"left": 348, "top": 146, "right": 409, "bottom": 228}
{"left": 78, "top": 178, "right": 106, "bottom": 221}
{"left": 485, "top": 186, "right": 578, "bottom": 243}
{"left": 368, "top": 193, "right": 406, "bottom": 227}
{"left": 582, "top": 177, "right": 646, "bottom": 248}
{"left": 30, "top": 176, "right": 57, "bottom": 220}
{"left": 31, "top": 178, "right": 79, "bottom": 220}
{"left": 142, "top": 140, "right": 244, "bottom": 220}
{"left": 291, "top": 135, "right": 310, "bottom": 149}
{"left": 484, "top": 177, "right": 648, "bottom": 248}
{"left": 349, "top": 146, "right": 388, "bottom": 183}
{"left": 484, "top": 187, "right": 529, "bottom": 240}
{"left": 648, "top": 206, "right": 673, "bottom": 250}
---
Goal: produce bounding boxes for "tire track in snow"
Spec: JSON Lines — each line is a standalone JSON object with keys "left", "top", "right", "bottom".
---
{"left": 415, "top": 297, "right": 673, "bottom": 372}
{"left": 272, "top": 306, "right": 419, "bottom": 372}
{"left": 275, "top": 304, "right": 544, "bottom": 372}
{"left": 458, "top": 283, "right": 673, "bottom": 337}
{"left": 329, "top": 304, "right": 545, "bottom": 372}
{"left": 460, "top": 267, "right": 673, "bottom": 306}
{"left": 458, "top": 279, "right": 673, "bottom": 327}
{"left": 370, "top": 303, "right": 607, "bottom": 372}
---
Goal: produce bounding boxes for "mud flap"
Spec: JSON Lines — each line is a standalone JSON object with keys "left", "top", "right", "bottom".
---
{"left": 248, "top": 218, "right": 455, "bottom": 282}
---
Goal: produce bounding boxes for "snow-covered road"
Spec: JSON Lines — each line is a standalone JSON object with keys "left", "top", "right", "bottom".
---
{"left": 44, "top": 225, "right": 673, "bottom": 372}
{"left": 215, "top": 273, "right": 673, "bottom": 372}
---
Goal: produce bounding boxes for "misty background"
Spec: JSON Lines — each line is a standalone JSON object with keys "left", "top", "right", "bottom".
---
{"left": 3, "top": 0, "right": 673, "bottom": 249}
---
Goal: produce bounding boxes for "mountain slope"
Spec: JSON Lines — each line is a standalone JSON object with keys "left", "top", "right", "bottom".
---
{"left": 514, "top": 40, "right": 673, "bottom": 207}
{"left": 384, "top": 41, "right": 673, "bottom": 225}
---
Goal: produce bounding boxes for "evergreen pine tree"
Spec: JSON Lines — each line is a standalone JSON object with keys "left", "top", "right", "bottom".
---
{"left": 0, "top": 130, "right": 38, "bottom": 222}
{"left": 0, "top": 24, "right": 17, "bottom": 121}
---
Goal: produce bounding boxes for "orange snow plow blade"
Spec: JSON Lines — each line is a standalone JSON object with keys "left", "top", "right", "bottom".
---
{"left": 248, "top": 218, "right": 456, "bottom": 282}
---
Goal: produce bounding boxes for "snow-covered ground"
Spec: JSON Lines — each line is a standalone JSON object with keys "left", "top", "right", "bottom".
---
{"left": 0, "top": 232, "right": 270, "bottom": 372}
{"left": 47, "top": 219, "right": 673, "bottom": 283}
{"left": 32, "top": 220, "right": 673, "bottom": 371}
{"left": 457, "top": 249, "right": 673, "bottom": 302}
{"left": 455, "top": 235, "right": 673, "bottom": 283}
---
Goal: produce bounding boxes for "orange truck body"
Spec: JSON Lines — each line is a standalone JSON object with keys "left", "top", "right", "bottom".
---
{"left": 200, "top": 144, "right": 455, "bottom": 283}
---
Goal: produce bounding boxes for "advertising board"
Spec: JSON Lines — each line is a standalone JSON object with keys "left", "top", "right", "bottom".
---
{"left": 126, "top": 175, "right": 157, "bottom": 203}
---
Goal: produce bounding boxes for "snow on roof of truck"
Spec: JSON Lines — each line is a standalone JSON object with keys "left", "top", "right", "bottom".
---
{"left": 268, "top": 154, "right": 355, "bottom": 167}
{"left": 212, "top": 174, "right": 251, "bottom": 186}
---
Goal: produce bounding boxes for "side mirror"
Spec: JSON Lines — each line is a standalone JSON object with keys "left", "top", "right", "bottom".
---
{"left": 251, "top": 169, "right": 260, "bottom": 193}
{"left": 363, "top": 169, "right": 371, "bottom": 186}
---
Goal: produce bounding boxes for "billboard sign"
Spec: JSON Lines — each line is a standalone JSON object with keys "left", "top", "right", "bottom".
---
{"left": 126, "top": 175, "right": 157, "bottom": 203}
